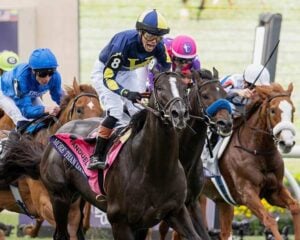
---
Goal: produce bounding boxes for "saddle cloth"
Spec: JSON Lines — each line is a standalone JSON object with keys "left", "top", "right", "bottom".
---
{"left": 49, "top": 128, "right": 132, "bottom": 195}
{"left": 202, "top": 133, "right": 237, "bottom": 205}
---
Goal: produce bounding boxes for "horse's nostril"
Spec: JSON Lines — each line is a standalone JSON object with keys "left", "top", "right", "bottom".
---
{"left": 184, "top": 110, "right": 189, "bottom": 119}
{"left": 216, "top": 120, "right": 226, "bottom": 127}
{"left": 171, "top": 110, "right": 179, "bottom": 118}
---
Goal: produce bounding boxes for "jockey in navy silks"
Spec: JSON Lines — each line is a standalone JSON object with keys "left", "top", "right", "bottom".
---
{"left": 89, "top": 9, "right": 171, "bottom": 170}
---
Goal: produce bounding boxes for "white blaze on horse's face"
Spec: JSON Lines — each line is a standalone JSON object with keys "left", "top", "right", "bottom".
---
{"left": 169, "top": 77, "right": 180, "bottom": 98}
{"left": 87, "top": 100, "right": 95, "bottom": 110}
{"left": 273, "top": 99, "right": 296, "bottom": 153}
{"left": 279, "top": 100, "right": 292, "bottom": 122}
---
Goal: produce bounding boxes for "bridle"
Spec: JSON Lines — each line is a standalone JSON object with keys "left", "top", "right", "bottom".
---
{"left": 67, "top": 93, "right": 99, "bottom": 121}
{"left": 235, "top": 93, "right": 295, "bottom": 155}
{"left": 189, "top": 78, "right": 229, "bottom": 131}
{"left": 138, "top": 72, "right": 188, "bottom": 124}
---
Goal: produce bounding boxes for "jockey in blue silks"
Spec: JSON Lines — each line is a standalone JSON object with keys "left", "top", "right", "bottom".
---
{"left": 89, "top": 9, "right": 171, "bottom": 170}
{"left": 0, "top": 48, "right": 64, "bottom": 129}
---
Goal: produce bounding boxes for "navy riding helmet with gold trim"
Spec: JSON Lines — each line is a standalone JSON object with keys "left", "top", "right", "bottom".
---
{"left": 136, "top": 9, "right": 170, "bottom": 36}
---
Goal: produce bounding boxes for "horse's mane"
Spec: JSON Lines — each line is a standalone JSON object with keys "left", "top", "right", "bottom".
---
{"left": 60, "top": 84, "right": 98, "bottom": 110}
{"left": 197, "top": 69, "right": 213, "bottom": 80}
{"left": 129, "top": 109, "right": 148, "bottom": 136}
{"left": 234, "top": 83, "right": 287, "bottom": 128}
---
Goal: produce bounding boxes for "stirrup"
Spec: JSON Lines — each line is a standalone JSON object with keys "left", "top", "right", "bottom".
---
{"left": 87, "top": 156, "right": 106, "bottom": 170}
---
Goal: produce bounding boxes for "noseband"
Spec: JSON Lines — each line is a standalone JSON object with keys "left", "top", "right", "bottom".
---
{"left": 68, "top": 93, "right": 99, "bottom": 120}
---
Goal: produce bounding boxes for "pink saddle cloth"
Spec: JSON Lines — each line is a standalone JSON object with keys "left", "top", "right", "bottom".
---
{"left": 49, "top": 129, "right": 132, "bottom": 195}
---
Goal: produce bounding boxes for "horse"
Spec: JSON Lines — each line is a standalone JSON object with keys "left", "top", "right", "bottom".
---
{"left": 0, "top": 71, "right": 210, "bottom": 240}
{"left": 158, "top": 68, "right": 233, "bottom": 240}
{"left": 201, "top": 83, "right": 300, "bottom": 240}
{"left": 0, "top": 79, "right": 102, "bottom": 239}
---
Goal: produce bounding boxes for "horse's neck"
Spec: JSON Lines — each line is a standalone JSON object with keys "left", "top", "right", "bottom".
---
{"left": 140, "top": 114, "right": 179, "bottom": 172}
{"left": 240, "top": 107, "right": 274, "bottom": 148}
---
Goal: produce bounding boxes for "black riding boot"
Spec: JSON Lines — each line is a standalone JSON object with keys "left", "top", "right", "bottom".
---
{"left": 88, "top": 137, "right": 109, "bottom": 170}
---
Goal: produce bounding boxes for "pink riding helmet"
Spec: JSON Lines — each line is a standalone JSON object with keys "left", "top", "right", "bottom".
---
{"left": 171, "top": 35, "right": 197, "bottom": 59}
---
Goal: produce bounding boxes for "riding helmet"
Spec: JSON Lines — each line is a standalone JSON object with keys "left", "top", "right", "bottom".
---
{"left": 136, "top": 9, "right": 170, "bottom": 36}
{"left": 243, "top": 64, "right": 270, "bottom": 86}
{"left": 171, "top": 35, "right": 197, "bottom": 59}
{"left": 28, "top": 48, "right": 58, "bottom": 70}
{"left": 0, "top": 50, "right": 19, "bottom": 71}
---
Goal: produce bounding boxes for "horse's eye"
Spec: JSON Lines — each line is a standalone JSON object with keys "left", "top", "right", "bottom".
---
{"left": 201, "top": 94, "right": 209, "bottom": 100}
{"left": 76, "top": 107, "right": 83, "bottom": 114}
{"left": 270, "top": 108, "right": 276, "bottom": 115}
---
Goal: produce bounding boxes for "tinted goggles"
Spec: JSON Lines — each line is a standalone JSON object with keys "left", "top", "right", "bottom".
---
{"left": 142, "top": 32, "right": 162, "bottom": 42}
{"left": 35, "top": 69, "right": 55, "bottom": 78}
{"left": 173, "top": 57, "right": 193, "bottom": 65}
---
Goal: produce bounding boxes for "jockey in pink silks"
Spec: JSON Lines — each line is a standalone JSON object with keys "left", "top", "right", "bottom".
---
{"left": 148, "top": 34, "right": 201, "bottom": 90}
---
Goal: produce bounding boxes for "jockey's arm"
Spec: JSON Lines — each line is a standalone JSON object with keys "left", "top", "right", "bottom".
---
{"left": 49, "top": 73, "right": 64, "bottom": 105}
{"left": 14, "top": 95, "right": 45, "bottom": 119}
{"left": 102, "top": 53, "right": 127, "bottom": 96}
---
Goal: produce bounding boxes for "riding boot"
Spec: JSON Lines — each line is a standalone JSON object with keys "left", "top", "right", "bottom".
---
{"left": 88, "top": 125, "right": 113, "bottom": 170}
{"left": 88, "top": 136, "right": 109, "bottom": 170}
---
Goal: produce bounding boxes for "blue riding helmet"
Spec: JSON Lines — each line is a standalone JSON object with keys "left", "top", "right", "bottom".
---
{"left": 28, "top": 48, "right": 58, "bottom": 70}
{"left": 136, "top": 9, "right": 170, "bottom": 36}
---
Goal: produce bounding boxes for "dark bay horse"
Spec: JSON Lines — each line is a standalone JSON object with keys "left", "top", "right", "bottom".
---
{"left": 0, "top": 72, "right": 207, "bottom": 240}
{"left": 158, "top": 68, "right": 233, "bottom": 240}
{"left": 201, "top": 83, "right": 300, "bottom": 240}
{"left": 0, "top": 79, "right": 102, "bottom": 239}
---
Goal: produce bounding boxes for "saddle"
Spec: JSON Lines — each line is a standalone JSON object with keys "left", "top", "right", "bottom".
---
{"left": 17, "top": 115, "right": 59, "bottom": 135}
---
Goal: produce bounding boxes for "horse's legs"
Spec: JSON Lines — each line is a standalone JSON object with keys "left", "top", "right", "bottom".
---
{"left": 266, "top": 186, "right": 300, "bottom": 240}
{"left": 111, "top": 222, "right": 135, "bottom": 240}
{"left": 134, "top": 228, "right": 149, "bottom": 240}
{"left": 241, "top": 186, "right": 281, "bottom": 240}
{"left": 217, "top": 201, "right": 234, "bottom": 240}
{"left": 187, "top": 200, "right": 210, "bottom": 240}
{"left": 22, "top": 219, "right": 44, "bottom": 238}
{"left": 51, "top": 194, "right": 71, "bottom": 240}
{"left": 82, "top": 202, "right": 91, "bottom": 233}
{"left": 68, "top": 198, "right": 85, "bottom": 240}
{"left": 199, "top": 195, "right": 208, "bottom": 229}
{"left": 165, "top": 206, "right": 202, "bottom": 240}
{"left": 159, "top": 221, "right": 169, "bottom": 240}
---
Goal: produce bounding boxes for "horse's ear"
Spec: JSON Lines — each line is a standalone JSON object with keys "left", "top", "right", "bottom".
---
{"left": 287, "top": 82, "right": 293, "bottom": 96}
{"left": 73, "top": 77, "right": 80, "bottom": 95}
{"left": 192, "top": 69, "right": 200, "bottom": 82}
{"left": 212, "top": 67, "right": 219, "bottom": 80}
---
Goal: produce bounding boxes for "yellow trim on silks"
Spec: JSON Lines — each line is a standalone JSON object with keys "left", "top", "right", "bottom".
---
{"left": 104, "top": 68, "right": 114, "bottom": 79}
{"left": 156, "top": 11, "right": 168, "bottom": 30}
{"left": 137, "top": 9, "right": 152, "bottom": 22}
{"left": 106, "top": 79, "right": 119, "bottom": 91}
{"left": 164, "top": 46, "right": 171, "bottom": 63}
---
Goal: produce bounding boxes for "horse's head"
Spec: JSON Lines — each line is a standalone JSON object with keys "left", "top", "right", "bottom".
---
{"left": 149, "top": 71, "right": 189, "bottom": 129}
{"left": 189, "top": 68, "right": 233, "bottom": 136}
{"left": 255, "top": 83, "right": 296, "bottom": 153}
{"left": 60, "top": 79, "right": 103, "bottom": 123}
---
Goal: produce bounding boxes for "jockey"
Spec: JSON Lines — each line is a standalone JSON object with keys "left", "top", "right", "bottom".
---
{"left": 148, "top": 34, "right": 201, "bottom": 90}
{"left": 89, "top": 9, "right": 171, "bottom": 170}
{"left": 0, "top": 50, "right": 19, "bottom": 76}
{"left": 220, "top": 63, "right": 271, "bottom": 117}
{"left": 0, "top": 48, "right": 63, "bottom": 129}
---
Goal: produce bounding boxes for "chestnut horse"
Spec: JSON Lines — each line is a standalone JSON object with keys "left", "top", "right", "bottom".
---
{"left": 158, "top": 68, "right": 233, "bottom": 240}
{"left": 0, "top": 71, "right": 210, "bottom": 240}
{"left": 0, "top": 79, "right": 102, "bottom": 239}
{"left": 202, "top": 83, "right": 300, "bottom": 240}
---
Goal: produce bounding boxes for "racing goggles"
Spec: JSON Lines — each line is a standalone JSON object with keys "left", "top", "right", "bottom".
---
{"left": 173, "top": 57, "right": 193, "bottom": 65}
{"left": 142, "top": 32, "right": 163, "bottom": 42}
{"left": 35, "top": 69, "right": 56, "bottom": 78}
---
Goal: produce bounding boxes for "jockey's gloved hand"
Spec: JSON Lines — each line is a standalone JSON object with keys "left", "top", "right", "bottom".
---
{"left": 121, "top": 89, "right": 142, "bottom": 103}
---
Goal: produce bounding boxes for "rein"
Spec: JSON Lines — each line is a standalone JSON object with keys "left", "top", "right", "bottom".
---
{"left": 67, "top": 93, "right": 99, "bottom": 120}
{"left": 189, "top": 79, "right": 222, "bottom": 127}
